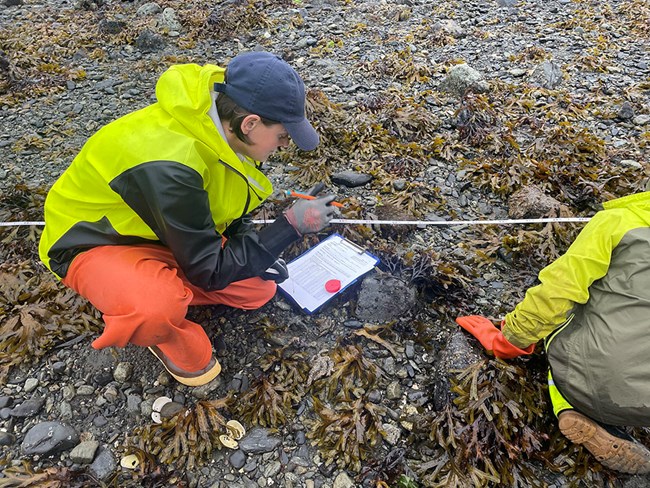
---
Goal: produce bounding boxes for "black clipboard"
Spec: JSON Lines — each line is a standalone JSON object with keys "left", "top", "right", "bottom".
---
{"left": 277, "top": 233, "right": 380, "bottom": 314}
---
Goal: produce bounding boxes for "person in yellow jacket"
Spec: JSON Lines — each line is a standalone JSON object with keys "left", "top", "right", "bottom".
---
{"left": 457, "top": 191, "right": 650, "bottom": 474}
{"left": 39, "top": 52, "right": 338, "bottom": 386}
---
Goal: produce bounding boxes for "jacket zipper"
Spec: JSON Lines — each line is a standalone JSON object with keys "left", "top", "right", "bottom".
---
{"left": 216, "top": 159, "right": 264, "bottom": 220}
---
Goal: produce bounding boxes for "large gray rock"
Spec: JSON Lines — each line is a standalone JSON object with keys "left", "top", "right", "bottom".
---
{"left": 21, "top": 421, "right": 79, "bottom": 456}
{"left": 430, "top": 330, "right": 483, "bottom": 410}
{"left": 529, "top": 60, "right": 563, "bottom": 89}
{"left": 158, "top": 7, "right": 182, "bottom": 33}
{"left": 439, "top": 64, "right": 489, "bottom": 97}
{"left": 508, "top": 185, "right": 571, "bottom": 219}
{"left": 440, "top": 330, "right": 482, "bottom": 371}
{"left": 354, "top": 275, "right": 417, "bottom": 323}
{"left": 331, "top": 171, "right": 372, "bottom": 188}
{"left": 135, "top": 30, "right": 165, "bottom": 52}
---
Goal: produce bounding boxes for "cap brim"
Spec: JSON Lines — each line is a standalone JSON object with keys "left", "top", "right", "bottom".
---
{"left": 284, "top": 118, "right": 320, "bottom": 151}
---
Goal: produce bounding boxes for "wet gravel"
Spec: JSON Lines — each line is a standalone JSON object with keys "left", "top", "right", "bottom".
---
{"left": 0, "top": 0, "right": 649, "bottom": 486}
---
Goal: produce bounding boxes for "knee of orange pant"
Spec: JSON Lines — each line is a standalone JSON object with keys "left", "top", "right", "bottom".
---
{"left": 141, "top": 291, "right": 191, "bottom": 326}
{"left": 243, "top": 278, "right": 277, "bottom": 310}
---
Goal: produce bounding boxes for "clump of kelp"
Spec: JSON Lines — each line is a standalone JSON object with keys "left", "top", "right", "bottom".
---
{"left": 127, "top": 397, "right": 234, "bottom": 470}
{"left": 454, "top": 85, "right": 637, "bottom": 207}
{"left": 0, "top": 461, "right": 103, "bottom": 488}
{"left": 228, "top": 342, "right": 387, "bottom": 473}
{"left": 306, "top": 344, "right": 385, "bottom": 472}
{"left": 0, "top": 183, "right": 102, "bottom": 386}
{"left": 0, "top": 455, "right": 187, "bottom": 487}
{"left": 411, "top": 358, "right": 621, "bottom": 487}
{"left": 233, "top": 345, "right": 309, "bottom": 427}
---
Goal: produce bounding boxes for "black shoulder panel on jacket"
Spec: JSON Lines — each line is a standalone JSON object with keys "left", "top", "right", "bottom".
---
{"left": 109, "top": 160, "right": 290, "bottom": 290}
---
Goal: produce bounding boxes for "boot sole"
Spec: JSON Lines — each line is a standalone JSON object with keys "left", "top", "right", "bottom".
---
{"left": 148, "top": 346, "right": 221, "bottom": 387}
{"left": 558, "top": 410, "right": 650, "bottom": 474}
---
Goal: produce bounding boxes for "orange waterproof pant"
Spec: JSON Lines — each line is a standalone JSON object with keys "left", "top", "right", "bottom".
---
{"left": 62, "top": 244, "right": 276, "bottom": 372}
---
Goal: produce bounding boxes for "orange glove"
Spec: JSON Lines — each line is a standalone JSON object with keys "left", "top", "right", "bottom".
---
{"left": 455, "top": 315, "right": 535, "bottom": 359}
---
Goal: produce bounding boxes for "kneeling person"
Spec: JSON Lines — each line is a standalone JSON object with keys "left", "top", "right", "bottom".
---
{"left": 39, "top": 52, "right": 338, "bottom": 386}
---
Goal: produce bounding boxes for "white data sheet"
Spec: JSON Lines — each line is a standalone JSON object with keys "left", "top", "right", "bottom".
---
{"left": 278, "top": 234, "right": 379, "bottom": 313}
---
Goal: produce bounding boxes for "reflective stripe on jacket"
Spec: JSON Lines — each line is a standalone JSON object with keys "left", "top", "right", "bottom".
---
{"left": 503, "top": 191, "right": 650, "bottom": 425}
{"left": 39, "top": 63, "right": 299, "bottom": 290}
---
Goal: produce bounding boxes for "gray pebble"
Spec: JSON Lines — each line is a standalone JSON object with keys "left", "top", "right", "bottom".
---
{"left": 70, "top": 440, "right": 100, "bottom": 464}
{"left": 331, "top": 171, "right": 373, "bottom": 188}
{"left": 23, "top": 378, "right": 38, "bottom": 393}
{"left": 89, "top": 447, "right": 116, "bottom": 481}
{"left": 294, "top": 431, "right": 306, "bottom": 445}
{"left": 10, "top": 397, "right": 45, "bottom": 418}
{"left": 239, "top": 428, "right": 281, "bottom": 455}
{"left": 229, "top": 449, "right": 247, "bottom": 469}
{"left": 0, "top": 432, "right": 15, "bottom": 446}
{"left": 386, "top": 380, "right": 401, "bottom": 400}
{"left": 113, "top": 362, "right": 133, "bottom": 383}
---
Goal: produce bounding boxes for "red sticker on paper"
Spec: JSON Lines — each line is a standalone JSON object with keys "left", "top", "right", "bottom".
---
{"left": 325, "top": 279, "right": 341, "bottom": 293}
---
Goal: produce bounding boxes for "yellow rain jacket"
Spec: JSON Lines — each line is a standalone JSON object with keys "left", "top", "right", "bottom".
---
{"left": 503, "top": 192, "right": 650, "bottom": 425}
{"left": 39, "top": 64, "right": 299, "bottom": 290}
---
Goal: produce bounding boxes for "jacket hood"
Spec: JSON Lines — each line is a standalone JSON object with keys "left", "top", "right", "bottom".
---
{"left": 155, "top": 63, "right": 231, "bottom": 155}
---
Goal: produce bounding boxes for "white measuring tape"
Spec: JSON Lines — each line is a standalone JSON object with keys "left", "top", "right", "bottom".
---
{"left": 321, "top": 217, "right": 591, "bottom": 225}
{"left": 0, "top": 217, "right": 591, "bottom": 227}
{"left": 0, "top": 221, "right": 47, "bottom": 227}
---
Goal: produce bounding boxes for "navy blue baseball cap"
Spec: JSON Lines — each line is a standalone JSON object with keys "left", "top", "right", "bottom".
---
{"left": 214, "top": 52, "right": 319, "bottom": 151}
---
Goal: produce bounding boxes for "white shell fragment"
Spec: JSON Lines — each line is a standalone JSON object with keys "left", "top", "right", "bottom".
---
{"left": 151, "top": 396, "right": 173, "bottom": 424}
{"left": 120, "top": 454, "right": 140, "bottom": 469}
{"left": 226, "top": 419, "right": 246, "bottom": 440}
{"left": 219, "top": 434, "right": 239, "bottom": 449}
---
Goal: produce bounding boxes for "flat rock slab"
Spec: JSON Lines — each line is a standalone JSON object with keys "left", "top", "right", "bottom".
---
{"left": 21, "top": 421, "right": 79, "bottom": 456}
{"left": 331, "top": 171, "right": 372, "bottom": 188}
{"left": 238, "top": 428, "right": 281, "bottom": 454}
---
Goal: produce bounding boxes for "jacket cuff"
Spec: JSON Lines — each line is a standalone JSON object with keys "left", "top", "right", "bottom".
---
{"left": 257, "top": 215, "right": 301, "bottom": 257}
{"left": 501, "top": 317, "right": 533, "bottom": 349}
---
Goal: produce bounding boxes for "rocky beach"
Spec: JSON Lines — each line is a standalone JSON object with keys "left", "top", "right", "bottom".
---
{"left": 0, "top": 0, "right": 649, "bottom": 486}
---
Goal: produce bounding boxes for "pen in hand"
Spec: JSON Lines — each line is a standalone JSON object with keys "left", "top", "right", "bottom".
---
{"left": 285, "top": 190, "right": 344, "bottom": 208}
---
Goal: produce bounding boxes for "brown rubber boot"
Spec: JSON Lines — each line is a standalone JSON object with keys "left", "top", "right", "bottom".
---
{"left": 558, "top": 410, "right": 650, "bottom": 474}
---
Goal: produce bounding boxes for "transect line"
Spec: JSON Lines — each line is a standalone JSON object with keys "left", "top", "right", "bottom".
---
{"left": 0, "top": 221, "right": 46, "bottom": 226}
{"left": 0, "top": 217, "right": 592, "bottom": 227}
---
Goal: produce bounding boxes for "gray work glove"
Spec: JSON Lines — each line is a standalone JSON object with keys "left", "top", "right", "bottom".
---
{"left": 261, "top": 259, "right": 289, "bottom": 284}
{"left": 283, "top": 183, "right": 339, "bottom": 235}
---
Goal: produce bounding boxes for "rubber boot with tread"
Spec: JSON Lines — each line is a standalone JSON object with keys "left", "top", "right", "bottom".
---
{"left": 558, "top": 410, "right": 650, "bottom": 474}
